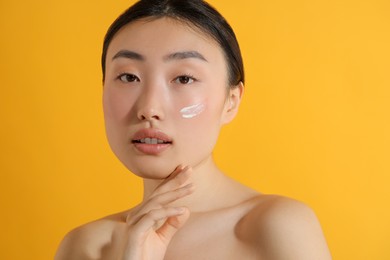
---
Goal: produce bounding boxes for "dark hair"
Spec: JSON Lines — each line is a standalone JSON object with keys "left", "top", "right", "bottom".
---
{"left": 101, "top": 0, "right": 244, "bottom": 87}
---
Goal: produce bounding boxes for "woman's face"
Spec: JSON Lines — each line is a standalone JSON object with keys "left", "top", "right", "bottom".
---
{"left": 103, "top": 18, "right": 240, "bottom": 179}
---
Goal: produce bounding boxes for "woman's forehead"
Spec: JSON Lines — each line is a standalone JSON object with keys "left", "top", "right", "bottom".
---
{"left": 107, "top": 17, "right": 223, "bottom": 61}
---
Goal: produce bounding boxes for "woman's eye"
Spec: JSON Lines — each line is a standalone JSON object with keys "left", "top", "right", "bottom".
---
{"left": 174, "top": 75, "right": 195, "bottom": 85}
{"left": 118, "top": 73, "right": 139, "bottom": 83}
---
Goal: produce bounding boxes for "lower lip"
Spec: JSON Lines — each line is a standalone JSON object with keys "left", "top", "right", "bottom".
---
{"left": 133, "top": 143, "right": 171, "bottom": 155}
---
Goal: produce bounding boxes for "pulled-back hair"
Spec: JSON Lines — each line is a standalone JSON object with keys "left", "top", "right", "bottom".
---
{"left": 101, "top": 0, "right": 244, "bottom": 87}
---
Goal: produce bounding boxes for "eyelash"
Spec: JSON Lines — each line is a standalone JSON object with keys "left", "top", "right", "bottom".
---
{"left": 115, "top": 73, "right": 198, "bottom": 85}
{"left": 173, "top": 74, "right": 197, "bottom": 85}
{"left": 116, "top": 73, "right": 140, "bottom": 83}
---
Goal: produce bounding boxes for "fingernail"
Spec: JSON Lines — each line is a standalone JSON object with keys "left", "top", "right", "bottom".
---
{"left": 175, "top": 207, "right": 185, "bottom": 213}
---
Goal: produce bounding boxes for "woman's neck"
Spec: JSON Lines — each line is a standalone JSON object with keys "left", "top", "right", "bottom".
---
{"left": 142, "top": 156, "right": 230, "bottom": 213}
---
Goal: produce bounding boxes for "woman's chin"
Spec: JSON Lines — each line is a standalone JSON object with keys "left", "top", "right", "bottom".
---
{"left": 125, "top": 163, "right": 178, "bottom": 180}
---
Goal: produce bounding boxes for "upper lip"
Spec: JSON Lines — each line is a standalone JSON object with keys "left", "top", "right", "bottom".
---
{"left": 131, "top": 128, "right": 173, "bottom": 143}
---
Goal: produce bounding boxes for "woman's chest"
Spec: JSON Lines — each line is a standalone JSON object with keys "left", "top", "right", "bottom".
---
{"left": 163, "top": 211, "right": 259, "bottom": 260}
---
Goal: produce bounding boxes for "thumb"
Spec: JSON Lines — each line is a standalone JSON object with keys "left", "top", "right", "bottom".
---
{"left": 156, "top": 208, "right": 190, "bottom": 243}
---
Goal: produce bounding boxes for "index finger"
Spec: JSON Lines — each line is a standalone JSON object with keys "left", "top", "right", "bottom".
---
{"left": 153, "top": 165, "right": 192, "bottom": 195}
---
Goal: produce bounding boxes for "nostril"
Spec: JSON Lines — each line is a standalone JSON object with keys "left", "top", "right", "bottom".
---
{"left": 138, "top": 110, "right": 162, "bottom": 121}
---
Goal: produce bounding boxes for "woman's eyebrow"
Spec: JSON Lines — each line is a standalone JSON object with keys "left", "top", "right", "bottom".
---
{"left": 112, "top": 50, "right": 144, "bottom": 61}
{"left": 111, "top": 50, "right": 208, "bottom": 62}
{"left": 164, "top": 51, "right": 208, "bottom": 62}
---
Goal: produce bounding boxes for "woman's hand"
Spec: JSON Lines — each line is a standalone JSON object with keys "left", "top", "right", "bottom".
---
{"left": 118, "top": 165, "right": 194, "bottom": 260}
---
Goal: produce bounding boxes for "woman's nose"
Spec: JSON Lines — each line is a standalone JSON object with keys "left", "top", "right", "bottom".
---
{"left": 136, "top": 87, "right": 165, "bottom": 121}
{"left": 137, "top": 106, "right": 163, "bottom": 121}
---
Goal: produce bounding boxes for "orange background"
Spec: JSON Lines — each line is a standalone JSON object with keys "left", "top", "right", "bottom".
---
{"left": 1, "top": 0, "right": 389, "bottom": 259}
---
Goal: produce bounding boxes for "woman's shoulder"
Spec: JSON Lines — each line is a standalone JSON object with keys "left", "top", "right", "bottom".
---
{"left": 239, "top": 194, "right": 332, "bottom": 259}
{"left": 244, "top": 194, "right": 318, "bottom": 224}
{"left": 54, "top": 211, "right": 127, "bottom": 260}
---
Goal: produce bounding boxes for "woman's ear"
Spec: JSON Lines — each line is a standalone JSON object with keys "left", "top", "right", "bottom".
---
{"left": 221, "top": 81, "right": 244, "bottom": 125}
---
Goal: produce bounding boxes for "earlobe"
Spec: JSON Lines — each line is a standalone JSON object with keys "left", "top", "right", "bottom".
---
{"left": 222, "top": 81, "right": 244, "bottom": 124}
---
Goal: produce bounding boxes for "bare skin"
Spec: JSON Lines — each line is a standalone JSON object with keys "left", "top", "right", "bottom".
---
{"left": 55, "top": 18, "right": 332, "bottom": 259}
{"left": 55, "top": 160, "right": 331, "bottom": 259}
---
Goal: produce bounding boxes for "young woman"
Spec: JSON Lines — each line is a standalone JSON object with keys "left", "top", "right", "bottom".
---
{"left": 55, "top": 0, "right": 332, "bottom": 259}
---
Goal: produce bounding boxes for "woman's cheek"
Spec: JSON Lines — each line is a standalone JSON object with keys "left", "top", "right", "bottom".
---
{"left": 175, "top": 96, "right": 224, "bottom": 127}
{"left": 176, "top": 99, "right": 222, "bottom": 142}
{"left": 179, "top": 102, "right": 206, "bottom": 119}
{"left": 103, "top": 88, "right": 135, "bottom": 123}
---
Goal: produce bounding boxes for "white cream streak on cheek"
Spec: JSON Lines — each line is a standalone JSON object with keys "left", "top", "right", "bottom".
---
{"left": 180, "top": 103, "right": 205, "bottom": 119}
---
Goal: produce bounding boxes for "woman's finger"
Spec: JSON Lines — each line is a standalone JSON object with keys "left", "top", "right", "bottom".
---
{"left": 129, "top": 207, "right": 187, "bottom": 236}
{"left": 153, "top": 166, "right": 193, "bottom": 196}
{"left": 150, "top": 183, "right": 194, "bottom": 207}
{"left": 156, "top": 207, "right": 190, "bottom": 244}
{"left": 127, "top": 183, "right": 194, "bottom": 224}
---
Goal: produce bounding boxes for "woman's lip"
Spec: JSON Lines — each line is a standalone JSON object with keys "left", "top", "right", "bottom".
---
{"left": 132, "top": 128, "right": 172, "bottom": 142}
{"left": 133, "top": 142, "right": 171, "bottom": 155}
{"left": 131, "top": 128, "right": 172, "bottom": 155}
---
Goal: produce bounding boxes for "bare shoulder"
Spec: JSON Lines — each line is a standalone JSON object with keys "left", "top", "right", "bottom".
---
{"left": 54, "top": 211, "right": 126, "bottom": 260}
{"left": 239, "top": 195, "right": 332, "bottom": 260}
